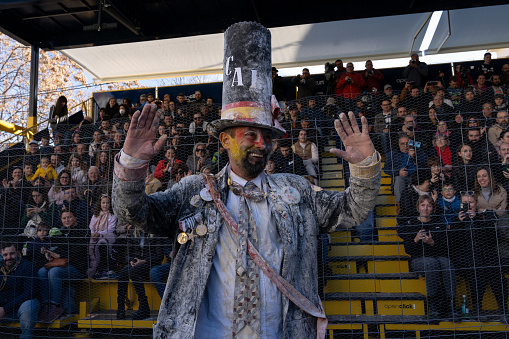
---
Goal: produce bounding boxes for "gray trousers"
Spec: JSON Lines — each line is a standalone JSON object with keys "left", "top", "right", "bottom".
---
{"left": 411, "top": 256, "right": 456, "bottom": 298}
{"left": 393, "top": 175, "right": 411, "bottom": 204}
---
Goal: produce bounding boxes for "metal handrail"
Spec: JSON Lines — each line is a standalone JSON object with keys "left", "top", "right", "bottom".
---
{"left": 0, "top": 97, "right": 93, "bottom": 149}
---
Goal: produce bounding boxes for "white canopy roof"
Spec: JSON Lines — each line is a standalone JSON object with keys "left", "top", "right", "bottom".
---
{"left": 62, "top": 5, "right": 509, "bottom": 83}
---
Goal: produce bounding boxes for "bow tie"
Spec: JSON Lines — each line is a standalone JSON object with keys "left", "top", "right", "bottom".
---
{"left": 228, "top": 178, "right": 266, "bottom": 202}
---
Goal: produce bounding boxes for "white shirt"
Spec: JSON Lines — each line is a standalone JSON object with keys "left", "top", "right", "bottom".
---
{"left": 195, "top": 167, "right": 283, "bottom": 338}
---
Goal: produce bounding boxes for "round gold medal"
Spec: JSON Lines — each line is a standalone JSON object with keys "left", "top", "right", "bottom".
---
{"left": 196, "top": 224, "right": 207, "bottom": 236}
{"left": 177, "top": 233, "right": 189, "bottom": 244}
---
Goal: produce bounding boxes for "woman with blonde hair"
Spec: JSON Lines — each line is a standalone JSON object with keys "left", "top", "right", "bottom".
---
{"left": 186, "top": 142, "right": 212, "bottom": 174}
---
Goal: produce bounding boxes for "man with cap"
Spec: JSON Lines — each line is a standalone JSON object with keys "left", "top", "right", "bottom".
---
{"left": 112, "top": 22, "right": 381, "bottom": 339}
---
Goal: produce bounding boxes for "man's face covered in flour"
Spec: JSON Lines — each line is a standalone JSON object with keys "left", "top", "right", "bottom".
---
{"left": 221, "top": 127, "right": 273, "bottom": 179}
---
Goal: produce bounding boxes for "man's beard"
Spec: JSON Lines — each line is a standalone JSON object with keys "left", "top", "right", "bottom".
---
{"left": 241, "top": 151, "right": 268, "bottom": 178}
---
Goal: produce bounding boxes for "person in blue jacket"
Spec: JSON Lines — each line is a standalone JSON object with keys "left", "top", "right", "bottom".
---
{"left": 0, "top": 240, "right": 40, "bottom": 339}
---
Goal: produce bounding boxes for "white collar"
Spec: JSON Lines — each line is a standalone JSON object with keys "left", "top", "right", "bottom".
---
{"left": 228, "top": 165, "right": 264, "bottom": 190}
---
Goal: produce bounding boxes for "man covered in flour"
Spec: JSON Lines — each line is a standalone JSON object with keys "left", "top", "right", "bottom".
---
{"left": 112, "top": 22, "right": 381, "bottom": 339}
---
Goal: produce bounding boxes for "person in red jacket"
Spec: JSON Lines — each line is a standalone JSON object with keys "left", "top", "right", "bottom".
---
{"left": 336, "top": 62, "right": 366, "bottom": 111}
{"left": 336, "top": 63, "right": 366, "bottom": 97}
{"left": 362, "top": 60, "right": 384, "bottom": 93}
{"left": 153, "top": 147, "right": 183, "bottom": 184}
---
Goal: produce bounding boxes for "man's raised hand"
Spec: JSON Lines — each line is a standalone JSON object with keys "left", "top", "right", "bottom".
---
{"left": 330, "top": 111, "right": 375, "bottom": 164}
{"left": 123, "top": 103, "right": 167, "bottom": 160}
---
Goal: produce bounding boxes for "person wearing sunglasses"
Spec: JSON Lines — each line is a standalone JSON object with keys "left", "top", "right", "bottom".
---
{"left": 112, "top": 23, "right": 381, "bottom": 338}
{"left": 186, "top": 143, "right": 212, "bottom": 175}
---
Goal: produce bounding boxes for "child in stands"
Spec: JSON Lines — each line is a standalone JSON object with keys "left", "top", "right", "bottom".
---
{"left": 33, "top": 156, "right": 57, "bottom": 182}
{"left": 436, "top": 180, "right": 461, "bottom": 226}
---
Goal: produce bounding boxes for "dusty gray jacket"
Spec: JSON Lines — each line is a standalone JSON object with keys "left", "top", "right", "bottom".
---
{"left": 112, "top": 158, "right": 381, "bottom": 338}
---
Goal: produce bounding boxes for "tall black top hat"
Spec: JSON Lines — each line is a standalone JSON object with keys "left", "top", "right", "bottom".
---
{"left": 208, "top": 22, "right": 285, "bottom": 139}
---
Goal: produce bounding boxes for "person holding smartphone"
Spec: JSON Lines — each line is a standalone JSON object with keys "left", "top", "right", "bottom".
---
{"left": 398, "top": 195, "right": 456, "bottom": 319}
{"left": 449, "top": 193, "right": 509, "bottom": 322}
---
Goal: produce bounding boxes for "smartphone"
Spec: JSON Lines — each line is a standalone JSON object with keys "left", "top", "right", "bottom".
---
{"left": 460, "top": 203, "right": 470, "bottom": 214}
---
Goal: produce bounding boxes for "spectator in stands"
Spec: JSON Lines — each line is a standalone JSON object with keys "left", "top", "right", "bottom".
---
{"left": 58, "top": 186, "right": 90, "bottom": 224}
{"left": 454, "top": 64, "right": 474, "bottom": 89}
{"left": 39, "top": 136, "right": 52, "bottom": 154}
{"left": 112, "top": 131, "right": 124, "bottom": 157}
{"left": 48, "top": 170, "right": 72, "bottom": 206}
{"left": 189, "top": 112, "right": 209, "bottom": 144}
{"left": 474, "top": 167, "right": 507, "bottom": 216}
{"left": 154, "top": 147, "right": 183, "bottom": 184}
{"left": 501, "top": 64, "right": 509, "bottom": 86}
{"left": 478, "top": 52, "right": 495, "bottom": 82}
{"left": 114, "top": 103, "right": 130, "bottom": 120}
{"left": 66, "top": 154, "right": 87, "bottom": 186}
{"left": 488, "top": 110, "right": 509, "bottom": 146}
{"left": 87, "top": 195, "right": 117, "bottom": 279}
{"left": 403, "top": 87, "right": 426, "bottom": 115}
{"left": 390, "top": 94, "right": 401, "bottom": 113}
{"left": 1, "top": 167, "right": 29, "bottom": 235}
{"left": 398, "top": 195, "right": 456, "bottom": 318}
{"left": 76, "top": 143, "right": 91, "bottom": 166}
{"left": 167, "top": 162, "right": 190, "bottom": 189}
{"left": 430, "top": 94, "right": 455, "bottom": 121}
{"left": 473, "top": 74, "right": 488, "bottom": 99}
{"left": 493, "top": 94, "right": 508, "bottom": 112}
{"left": 446, "top": 76, "right": 463, "bottom": 106}
{"left": 25, "top": 141, "right": 40, "bottom": 167}
{"left": 498, "top": 142, "right": 509, "bottom": 194}
{"left": 383, "top": 135, "right": 428, "bottom": 206}
{"left": 175, "top": 93, "right": 188, "bottom": 108}
{"left": 432, "top": 134, "right": 452, "bottom": 167}
{"left": 81, "top": 166, "right": 106, "bottom": 209}
{"left": 489, "top": 75, "right": 504, "bottom": 98}
{"left": 403, "top": 53, "right": 428, "bottom": 88}
{"left": 301, "top": 98, "right": 327, "bottom": 131}
{"left": 97, "top": 108, "right": 110, "bottom": 122}
{"left": 50, "top": 154, "right": 64, "bottom": 176}
{"left": 362, "top": 60, "right": 384, "bottom": 92}
{"left": 186, "top": 143, "right": 212, "bottom": 174}
{"left": 116, "top": 227, "right": 164, "bottom": 320}
{"left": 38, "top": 208, "right": 87, "bottom": 322}
{"left": 333, "top": 59, "right": 346, "bottom": 85}
{"left": 96, "top": 151, "right": 113, "bottom": 180}
{"left": 453, "top": 144, "right": 476, "bottom": 192}
{"left": 380, "top": 84, "right": 394, "bottom": 103}
{"left": 204, "top": 97, "right": 215, "bottom": 119}
{"left": 273, "top": 139, "right": 307, "bottom": 176}
{"left": 428, "top": 157, "right": 447, "bottom": 191}
{"left": 0, "top": 241, "right": 40, "bottom": 337}
{"left": 436, "top": 180, "right": 460, "bottom": 226}
{"left": 272, "top": 67, "right": 286, "bottom": 101}
{"left": 49, "top": 95, "right": 69, "bottom": 134}
{"left": 23, "top": 163, "right": 35, "bottom": 183}
{"left": 291, "top": 68, "right": 316, "bottom": 99}
{"left": 401, "top": 115, "right": 431, "bottom": 153}
{"left": 322, "top": 97, "right": 341, "bottom": 121}
{"left": 373, "top": 100, "right": 393, "bottom": 155}
{"left": 449, "top": 193, "right": 508, "bottom": 321}
{"left": 281, "top": 104, "right": 301, "bottom": 135}
{"left": 21, "top": 187, "right": 57, "bottom": 229}
{"left": 336, "top": 63, "right": 366, "bottom": 110}
{"left": 145, "top": 167, "right": 162, "bottom": 195}
{"left": 25, "top": 222, "right": 51, "bottom": 270}
{"left": 466, "top": 128, "right": 497, "bottom": 165}
{"left": 399, "top": 171, "right": 437, "bottom": 218}
{"left": 88, "top": 130, "right": 103, "bottom": 160}
{"left": 265, "top": 156, "right": 276, "bottom": 175}
{"left": 458, "top": 89, "right": 481, "bottom": 117}
{"left": 32, "top": 156, "right": 56, "bottom": 182}
{"left": 292, "top": 130, "right": 319, "bottom": 183}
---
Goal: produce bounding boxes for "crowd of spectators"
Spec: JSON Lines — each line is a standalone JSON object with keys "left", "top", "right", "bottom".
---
{"left": 3, "top": 52, "right": 509, "bottom": 337}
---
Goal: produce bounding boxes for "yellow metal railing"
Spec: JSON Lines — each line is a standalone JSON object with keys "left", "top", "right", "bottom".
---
{"left": 0, "top": 97, "right": 93, "bottom": 150}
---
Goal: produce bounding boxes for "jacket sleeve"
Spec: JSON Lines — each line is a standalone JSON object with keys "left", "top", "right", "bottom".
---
{"left": 314, "top": 154, "right": 382, "bottom": 232}
{"left": 112, "top": 156, "right": 183, "bottom": 238}
{"left": 402, "top": 65, "right": 411, "bottom": 77}
{"left": 375, "top": 70, "right": 384, "bottom": 82}
{"left": 3, "top": 264, "right": 36, "bottom": 314}
{"left": 417, "top": 63, "right": 428, "bottom": 76}
{"left": 336, "top": 75, "right": 347, "bottom": 89}
{"left": 153, "top": 160, "right": 166, "bottom": 180}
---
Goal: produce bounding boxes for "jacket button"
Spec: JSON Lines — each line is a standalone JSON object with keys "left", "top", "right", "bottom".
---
{"left": 164, "top": 318, "right": 175, "bottom": 330}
